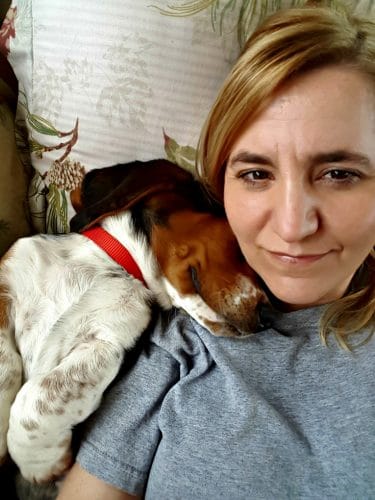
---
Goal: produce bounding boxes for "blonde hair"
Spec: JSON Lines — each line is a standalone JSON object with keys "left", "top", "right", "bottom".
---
{"left": 197, "top": 2, "right": 375, "bottom": 348}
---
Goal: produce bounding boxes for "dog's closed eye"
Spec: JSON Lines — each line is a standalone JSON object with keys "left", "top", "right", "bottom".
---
{"left": 189, "top": 266, "right": 201, "bottom": 295}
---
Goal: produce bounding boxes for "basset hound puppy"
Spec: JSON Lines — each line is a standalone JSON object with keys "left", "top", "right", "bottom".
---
{"left": 0, "top": 159, "right": 266, "bottom": 483}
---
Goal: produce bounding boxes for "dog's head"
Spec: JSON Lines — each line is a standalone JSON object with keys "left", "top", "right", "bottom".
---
{"left": 70, "top": 160, "right": 267, "bottom": 336}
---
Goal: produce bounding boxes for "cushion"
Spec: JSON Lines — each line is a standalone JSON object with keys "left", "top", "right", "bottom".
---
{"left": 4, "top": 0, "right": 244, "bottom": 233}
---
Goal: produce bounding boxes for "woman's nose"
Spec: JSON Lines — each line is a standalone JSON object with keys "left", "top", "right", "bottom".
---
{"left": 272, "top": 181, "right": 320, "bottom": 243}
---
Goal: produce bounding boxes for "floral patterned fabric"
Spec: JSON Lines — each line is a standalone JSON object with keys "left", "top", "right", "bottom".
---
{"left": 1, "top": 0, "right": 374, "bottom": 234}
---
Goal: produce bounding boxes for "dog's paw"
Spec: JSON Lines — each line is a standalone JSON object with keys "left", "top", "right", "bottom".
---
{"left": 20, "top": 446, "right": 72, "bottom": 484}
{"left": 8, "top": 429, "right": 73, "bottom": 483}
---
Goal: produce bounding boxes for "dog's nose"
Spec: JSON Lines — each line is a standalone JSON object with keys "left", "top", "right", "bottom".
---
{"left": 212, "top": 276, "right": 267, "bottom": 334}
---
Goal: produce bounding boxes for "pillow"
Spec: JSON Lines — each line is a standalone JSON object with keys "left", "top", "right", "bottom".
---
{"left": 5, "top": 0, "right": 373, "bottom": 234}
{"left": 0, "top": 52, "right": 31, "bottom": 256}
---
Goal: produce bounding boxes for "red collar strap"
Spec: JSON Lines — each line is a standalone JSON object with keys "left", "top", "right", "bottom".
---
{"left": 82, "top": 226, "right": 147, "bottom": 287}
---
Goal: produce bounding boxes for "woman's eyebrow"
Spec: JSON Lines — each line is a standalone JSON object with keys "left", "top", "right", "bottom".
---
{"left": 228, "top": 150, "right": 373, "bottom": 170}
{"left": 311, "top": 150, "right": 372, "bottom": 167}
{"left": 228, "top": 151, "right": 272, "bottom": 166}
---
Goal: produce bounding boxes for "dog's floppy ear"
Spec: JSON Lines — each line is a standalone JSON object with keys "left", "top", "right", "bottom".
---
{"left": 70, "top": 159, "right": 195, "bottom": 233}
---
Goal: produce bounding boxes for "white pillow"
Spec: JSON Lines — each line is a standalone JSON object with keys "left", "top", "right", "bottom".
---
{"left": 6, "top": 0, "right": 243, "bottom": 232}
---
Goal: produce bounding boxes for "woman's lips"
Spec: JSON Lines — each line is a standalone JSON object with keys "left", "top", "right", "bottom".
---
{"left": 267, "top": 250, "right": 331, "bottom": 265}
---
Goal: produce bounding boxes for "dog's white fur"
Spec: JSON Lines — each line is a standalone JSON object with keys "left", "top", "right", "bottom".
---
{"left": 0, "top": 161, "right": 265, "bottom": 483}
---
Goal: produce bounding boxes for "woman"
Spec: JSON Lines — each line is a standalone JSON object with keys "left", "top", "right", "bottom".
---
{"left": 58, "top": 2, "right": 375, "bottom": 498}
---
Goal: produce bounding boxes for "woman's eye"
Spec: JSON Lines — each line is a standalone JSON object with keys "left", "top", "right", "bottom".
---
{"left": 322, "top": 169, "right": 361, "bottom": 184}
{"left": 239, "top": 169, "right": 272, "bottom": 184}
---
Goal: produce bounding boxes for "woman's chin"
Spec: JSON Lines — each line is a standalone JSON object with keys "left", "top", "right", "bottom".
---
{"left": 262, "top": 280, "right": 343, "bottom": 311}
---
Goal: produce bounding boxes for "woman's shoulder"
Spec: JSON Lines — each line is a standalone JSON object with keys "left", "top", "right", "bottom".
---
{"left": 145, "top": 305, "right": 375, "bottom": 370}
{"left": 147, "top": 308, "right": 208, "bottom": 359}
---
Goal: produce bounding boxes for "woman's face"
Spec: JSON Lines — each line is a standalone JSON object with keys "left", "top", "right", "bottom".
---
{"left": 224, "top": 65, "right": 375, "bottom": 309}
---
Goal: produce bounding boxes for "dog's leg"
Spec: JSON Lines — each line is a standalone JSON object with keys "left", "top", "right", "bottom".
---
{"left": 7, "top": 339, "right": 124, "bottom": 483}
{"left": 0, "top": 296, "right": 22, "bottom": 465}
{"left": 0, "top": 335, "right": 22, "bottom": 465}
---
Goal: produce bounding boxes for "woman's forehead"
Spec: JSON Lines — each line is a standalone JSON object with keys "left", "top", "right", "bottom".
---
{"left": 259, "top": 65, "right": 373, "bottom": 119}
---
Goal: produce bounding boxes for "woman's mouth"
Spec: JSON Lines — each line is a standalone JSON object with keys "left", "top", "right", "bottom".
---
{"left": 267, "top": 251, "right": 331, "bottom": 265}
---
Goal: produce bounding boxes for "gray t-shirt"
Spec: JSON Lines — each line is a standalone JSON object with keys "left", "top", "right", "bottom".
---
{"left": 77, "top": 306, "right": 375, "bottom": 499}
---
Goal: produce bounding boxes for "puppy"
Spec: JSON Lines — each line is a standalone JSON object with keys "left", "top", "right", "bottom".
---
{"left": 0, "top": 159, "right": 266, "bottom": 483}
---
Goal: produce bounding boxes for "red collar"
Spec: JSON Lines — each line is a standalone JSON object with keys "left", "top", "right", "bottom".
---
{"left": 82, "top": 226, "right": 147, "bottom": 287}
